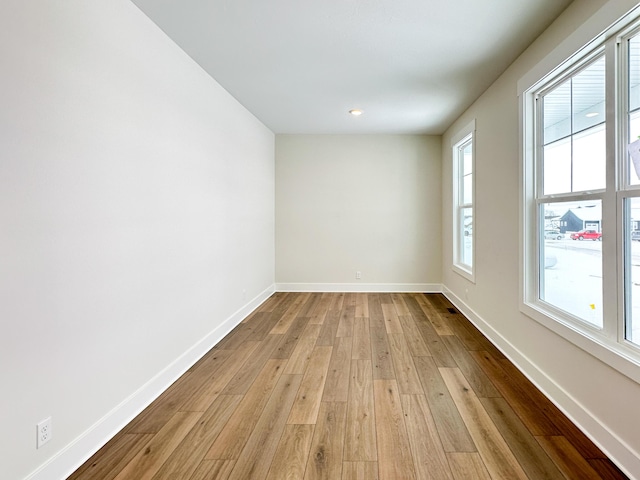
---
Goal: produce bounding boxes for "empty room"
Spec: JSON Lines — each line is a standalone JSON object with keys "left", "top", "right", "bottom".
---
{"left": 2, "top": 0, "right": 640, "bottom": 479}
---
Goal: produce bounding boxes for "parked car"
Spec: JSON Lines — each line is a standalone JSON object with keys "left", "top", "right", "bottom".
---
{"left": 544, "top": 229, "right": 563, "bottom": 240}
{"left": 632, "top": 230, "right": 640, "bottom": 241}
{"left": 570, "top": 229, "right": 602, "bottom": 241}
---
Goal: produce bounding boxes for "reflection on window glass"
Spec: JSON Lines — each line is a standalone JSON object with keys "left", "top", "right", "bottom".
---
{"left": 543, "top": 80, "right": 571, "bottom": 144}
{"left": 542, "top": 56, "right": 606, "bottom": 194}
{"left": 540, "top": 200, "right": 602, "bottom": 328}
{"left": 572, "top": 57, "right": 605, "bottom": 132}
{"left": 463, "top": 174, "right": 472, "bottom": 204}
{"left": 625, "top": 198, "right": 640, "bottom": 347}
{"left": 628, "top": 35, "right": 640, "bottom": 185}
{"left": 462, "top": 142, "right": 473, "bottom": 205}
{"left": 573, "top": 125, "right": 606, "bottom": 191}
{"left": 543, "top": 138, "right": 571, "bottom": 195}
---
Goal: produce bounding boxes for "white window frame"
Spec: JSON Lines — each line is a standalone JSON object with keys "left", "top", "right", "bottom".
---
{"left": 520, "top": 6, "right": 640, "bottom": 384}
{"left": 452, "top": 119, "right": 476, "bottom": 282}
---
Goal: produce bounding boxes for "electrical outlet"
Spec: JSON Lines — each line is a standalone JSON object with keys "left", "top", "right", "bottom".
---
{"left": 37, "top": 417, "right": 52, "bottom": 449}
{"left": 356, "top": 271, "right": 361, "bottom": 280}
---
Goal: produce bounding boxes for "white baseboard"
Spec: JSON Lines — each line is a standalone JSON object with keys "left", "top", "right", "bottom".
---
{"left": 275, "top": 282, "right": 442, "bottom": 293}
{"left": 441, "top": 286, "right": 640, "bottom": 480}
{"left": 25, "top": 284, "right": 276, "bottom": 480}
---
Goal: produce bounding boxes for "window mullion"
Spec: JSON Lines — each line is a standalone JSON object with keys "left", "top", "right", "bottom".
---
{"left": 602, "top": 38, "right": 619, "bottom": 341}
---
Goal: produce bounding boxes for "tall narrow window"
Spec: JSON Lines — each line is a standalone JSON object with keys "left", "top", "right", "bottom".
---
{"left": 453, "top": 121, "right": 475, "bottom": 281}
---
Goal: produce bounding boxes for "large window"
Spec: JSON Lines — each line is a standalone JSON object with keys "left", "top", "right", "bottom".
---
{"left": 522, "top": 12, "right": 640, "bottom": 377}
{"left": 453, "top": 121, "right": 475, "bottom": 281}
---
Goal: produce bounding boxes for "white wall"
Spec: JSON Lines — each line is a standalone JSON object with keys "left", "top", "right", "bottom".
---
{"left": 275, "top": 134, "right": 441, "bottom": 292}
{"left": 0, "top": 1, "right": 275, "bottom": 479}
{"left": 442, "top": 0, "right": 640, "bottom": 477}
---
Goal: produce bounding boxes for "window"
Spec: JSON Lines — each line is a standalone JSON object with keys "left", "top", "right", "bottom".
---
{"left": 522, "top": 10, "right": 640, "bottom": 379}
{"left": 537, "top": 54, "right": 606, "bottom": 328}
{"left": 453, "top": 120, "right": 475, "bottom": 281}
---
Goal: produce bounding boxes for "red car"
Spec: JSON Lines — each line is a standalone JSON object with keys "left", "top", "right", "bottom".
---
{"left": 570, "top": 229, "right": 602, "bottom": 241}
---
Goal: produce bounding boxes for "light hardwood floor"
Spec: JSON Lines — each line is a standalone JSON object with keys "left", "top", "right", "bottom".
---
{"left": 68, "top": 293, "right": 628, "bottom": 480}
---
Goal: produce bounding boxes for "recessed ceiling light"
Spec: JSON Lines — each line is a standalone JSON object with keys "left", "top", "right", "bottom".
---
{"left": 349, "top": 109, "right": 363, "bottom": 116}
{"left": 585, "top": 112, "right": 599, "bottom": 118}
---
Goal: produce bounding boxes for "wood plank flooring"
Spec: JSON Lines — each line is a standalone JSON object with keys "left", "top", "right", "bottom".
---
{"left": 68, "top": 293, "right": 628, "bottom": 480}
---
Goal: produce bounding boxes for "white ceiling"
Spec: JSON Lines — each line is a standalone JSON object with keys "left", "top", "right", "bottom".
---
{"left": 130, "top": 0, "right": 573, "bottom": 135}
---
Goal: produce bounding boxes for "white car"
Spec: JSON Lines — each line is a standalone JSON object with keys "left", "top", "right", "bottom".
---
{"left": 544, "top": 229, "right": 563, "bottom": 240}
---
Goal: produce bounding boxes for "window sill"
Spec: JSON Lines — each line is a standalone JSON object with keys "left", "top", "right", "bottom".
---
{"left": 521, "top": 301, "right": 640, "bottom": 385}
{"left": 452, "top": 264, "right": 475, "bottom": 283}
